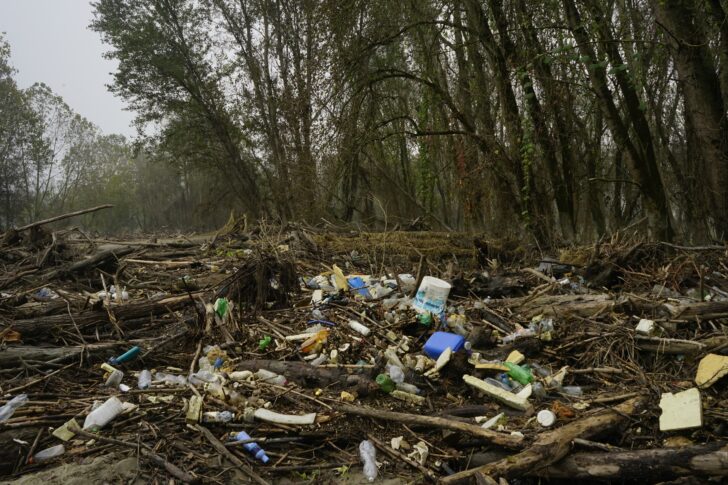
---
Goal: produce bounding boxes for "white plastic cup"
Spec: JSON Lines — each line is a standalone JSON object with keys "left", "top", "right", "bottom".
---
{"left": 412, "top": 276, "right": 451, "bottom": 315}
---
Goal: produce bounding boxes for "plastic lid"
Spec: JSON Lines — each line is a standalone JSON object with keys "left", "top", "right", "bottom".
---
{"left": 537, "top": 409, "right": 556, "bottom": 427}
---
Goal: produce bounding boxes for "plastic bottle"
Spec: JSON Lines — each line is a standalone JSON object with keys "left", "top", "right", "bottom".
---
{"left": 202, "top": 411, "right": 233, "bottom": 423}
{"left": 486, "top": 376, "right": 511, "bottom": 391}
{"left": 501, "top": 327, "right": 536, "bottom": 344}
{"left": 347, "top": 320, "right": 371, "bottom": 336}
{"left": 359, "top": 439, "right": 378, "bottom": 482}
{"left": 255, "top": 369, "right": 287, "bottom": 386}
{"left": 376, "top": 374, "right": 395, "bottom": 393}
{"left": 0, "top": 394, "right": 28, "bottom": 422}
{"left": 531, "top": 381, "right": 546, "bottom": 399}
{"left": 310, "top": 354, "right": 328, "bottom": 366}
{"left": 231, "top": 431, "right": 270, "bottom": 464}
{"left": 189, "top": 370, "right": 219, "bottom": 385}
{"left": 83, "top": 396, "right": 124, "bottom": 431}
{"left": 387, "top": 365, "right": 405, "bottom": 384}
{"left": 138, "top": 370, "right": 152, "bottom": 389}
{"left": 560, "top": 385, "right": 583, "bottom": 396}
{"left": 396, "top": 382, "right": 420, "bottom": 394}
{"left": 154, "top": 372, "right": 187, "bottom": 386}
{"left": 32, "top": 444, "right": 65, "bottom": 463}
{"left": 504, "top": 362, "right": 534, "bottom": 385}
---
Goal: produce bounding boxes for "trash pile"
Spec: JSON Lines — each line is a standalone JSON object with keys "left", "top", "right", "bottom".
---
{"left": 1, "top": 211, "right": 727, "bottom": 483}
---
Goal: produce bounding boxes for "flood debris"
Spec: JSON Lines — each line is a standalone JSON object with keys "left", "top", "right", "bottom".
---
{"left": 0, "top": 218, "right": 727, "bottom": 482}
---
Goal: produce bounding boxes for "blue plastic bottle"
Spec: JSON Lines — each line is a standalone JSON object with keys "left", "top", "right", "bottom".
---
{"left": 233, "top": 431, "right": 270, "bottom": 464}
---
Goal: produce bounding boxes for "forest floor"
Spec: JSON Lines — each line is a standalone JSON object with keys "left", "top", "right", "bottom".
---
{"left": 0, "top": 212, "right": 727, "bottom": 484}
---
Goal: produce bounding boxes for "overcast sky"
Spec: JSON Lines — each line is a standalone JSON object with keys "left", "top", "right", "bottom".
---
{"left": 0, "top": 0, "right": 135, "bottom": 137}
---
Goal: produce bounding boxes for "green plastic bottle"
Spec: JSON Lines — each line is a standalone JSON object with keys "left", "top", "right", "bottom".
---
{"left": 504, "top": 362, "right": 533, "bottom": 385}
{"left": 376, "top": 374, "right": 395, "bottom": 393}
{"left": 417, "top": 312, "right": 433, "bottom": 326}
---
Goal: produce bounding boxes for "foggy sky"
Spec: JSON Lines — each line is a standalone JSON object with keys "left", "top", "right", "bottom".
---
{"left": 0, "top": 0, "right": 135, "bottom": 137}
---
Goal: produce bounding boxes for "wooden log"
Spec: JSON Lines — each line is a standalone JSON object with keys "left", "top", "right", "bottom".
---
{"left": 41, "top": 246, "right": 135, "bottom": 281}
{"left": 235, "top": 359, "right": 376, "bottom": 393}
{"left": 9, "top": 292, "right": 202, "bottom": 341}
{"left": 538, "top": 442, "right": 728, "bottom": 480}
{"left": 337, "top": 403, "right": 523, "bottom": 449}
{"left": 439, "top": 396, "right": 645, "bottom": 483}
{"left": 13, "top": 204, "right": 113, "bottom": 232}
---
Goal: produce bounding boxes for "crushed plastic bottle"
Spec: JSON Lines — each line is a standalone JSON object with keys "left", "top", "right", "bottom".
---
{"left": 359, "top": 439, "right": 378, "bottom": 482}
{"left": 202, "top": 411, "right": 233, "bottom": 423}
{"left": 231, "top": 431, "right": 270, "bottom": 464}
{"left": 138, "top": 370, "right": 152, "bottom": 389}
{"left": 189, "top": 370, "right": 220, "bottom": 385}
{"left": 387, "top": 364, "right": 405, "bottom": 384}
{"left": 0, "top": 394, "right": 28, "bottom": 422}
{"left": 32, "top": 444, "right": 65, "bottom": 463}
{"left": 83, "top": 396, "right": 124, "bottom": 431}
{"left": 255, "top": 369, "right": 287, "bottom": 386}
{"left": 154, "top": 372, "right": 187, "bottom": 386}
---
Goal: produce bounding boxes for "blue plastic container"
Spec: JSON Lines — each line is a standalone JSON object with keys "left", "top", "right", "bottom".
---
{"left": 423, "top": 331, "right": 465, "bottom": 359}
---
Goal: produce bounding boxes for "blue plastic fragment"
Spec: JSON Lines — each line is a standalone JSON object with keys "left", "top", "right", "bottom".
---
{"left": 347, "top": 277, "right": 371, "bottom": 298}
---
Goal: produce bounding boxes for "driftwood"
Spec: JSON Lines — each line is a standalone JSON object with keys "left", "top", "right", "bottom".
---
{"left": 468, "top": 442, "right": 728, "bottom": 480}
{"left": 539, "top": 442, "right": 728, "bottom": 480}
{"left": 235, "top": 359, "right": 376, "bottom": 393}
{"left": 9, "top": 292, "right": 202, "bottom": 341}
{"left": 337, "top": 403, "right": 523, "bottom": 449}
{"left": 440, "top": 396, "right": 646, "bottom": 483}
{"left": 41, "top": 246, "right": 135, "bottom": 281}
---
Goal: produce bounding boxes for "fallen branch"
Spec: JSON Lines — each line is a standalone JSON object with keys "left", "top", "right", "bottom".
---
{"left": 440, "top": 396, "right": 645, "bottom": 483}
{"left": 15, "top": 204, "right": 114, "bottom": 232}
{"left": 337, "top": 403, "right": 522, "bottom": 449}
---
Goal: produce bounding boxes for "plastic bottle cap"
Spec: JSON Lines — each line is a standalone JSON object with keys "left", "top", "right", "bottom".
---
{"left": 537, "top": 409, "right": 556, "bottom": 427}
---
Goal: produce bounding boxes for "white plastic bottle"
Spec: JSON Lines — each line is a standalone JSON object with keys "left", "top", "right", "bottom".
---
{"left": 138, "top": 370, "right": 152, "bottom": 389}
{"left": 83, "top": 396, "right": 124, "bottom": 431}
{"left": 32, "top": 444, "right": 65, "bottom": 462}
{"left": 255, "top": 369, "right": 287, "bottom": 386}
{"left": 347, "top": 320, "right": 371, "bottom": 336}
{"left": 0, "top": 394, "right": 28, "bottom": 422}
{"left": 359, "top": 439, "right": 378, "bottom": 482}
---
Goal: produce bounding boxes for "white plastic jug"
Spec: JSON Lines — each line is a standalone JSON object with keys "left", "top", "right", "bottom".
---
{"left": 412, "top": 276, "right": 451, "bottom": 315}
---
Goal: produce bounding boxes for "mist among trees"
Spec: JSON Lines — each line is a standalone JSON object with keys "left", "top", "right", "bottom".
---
{"left": 2, "top": 0, "right": 727, "bottom": 243}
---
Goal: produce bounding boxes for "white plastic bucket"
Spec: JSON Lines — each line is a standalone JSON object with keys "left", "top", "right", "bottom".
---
{"left": 412, "top": 276, "right": 451, "bottom": 315}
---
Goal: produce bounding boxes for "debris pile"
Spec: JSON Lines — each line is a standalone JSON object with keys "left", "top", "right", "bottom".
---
{"left": 1, "top": 211, "right": 727, "bottom": 483}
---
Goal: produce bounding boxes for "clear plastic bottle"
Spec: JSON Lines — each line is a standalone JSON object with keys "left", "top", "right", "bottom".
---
{"left": 347, "top": 320, "right": 371, "bottom": 336}
{"left": 359, "top": 439, "right": 378, "bottom": 482}
{"left": 255, "top": 369, "right": 287, "bottom": 386}
{"left": 32, "top": 444, "right": 65, "bottom": 463}
{"left": 154, "top": 372, "right": 187, "bottom": 386}
{"left": 83, "top": 396, "right": 123, "bottom": 431}
{"left": 387, "top": 365, "right": 405, "bottom": 384}
{"left": 202, "top": 411, "right": 233, "bottom": 423}
{"left": 138, "top": 370, "right": 152, "bottom": 390}
{"left": 0, "top": 394, "right": 28, "bottom": 422}
{"left": 396, "top": 382, "right": 420, "bottom": 394}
